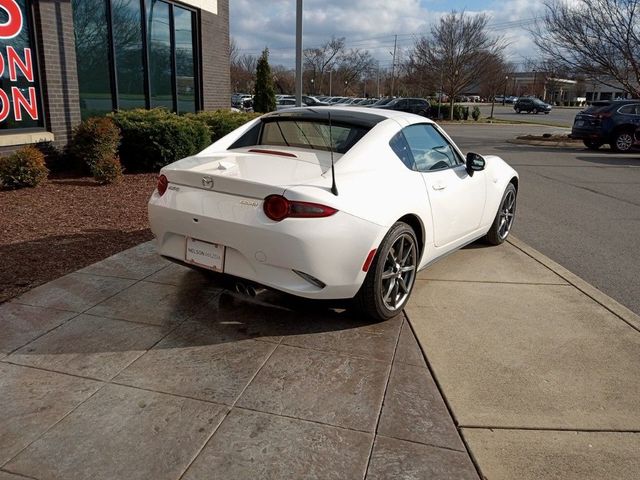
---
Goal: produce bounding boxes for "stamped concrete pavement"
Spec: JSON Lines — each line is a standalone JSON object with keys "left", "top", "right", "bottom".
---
{"left": 0, "top": 242, "right": 477, "bottom": 480}
{"left": 406, "top": 238, "right": 640, "bottom": 479}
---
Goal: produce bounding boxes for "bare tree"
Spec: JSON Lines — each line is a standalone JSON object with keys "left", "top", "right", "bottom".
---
{"left": 411, "top": 11, "right": 504, "bottom": 119}
{"left": 532, "top": 0, "right": 640, "bottom": 97}
{"left": 304, "top": 37, "right": 345, "bottom": 94}
{"left": 337, "top": 48, "right": 376, "bottom": 93}
{"left": 477, "top": 53, "right": 514, "bottom": 117}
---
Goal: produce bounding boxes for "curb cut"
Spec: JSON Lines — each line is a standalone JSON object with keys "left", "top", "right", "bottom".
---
{"left": 508, "top": 236, "right": 640, "bottom": 332}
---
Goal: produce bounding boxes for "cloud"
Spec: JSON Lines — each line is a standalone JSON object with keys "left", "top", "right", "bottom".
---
{"left": 230, "top": 0, "right": 548, "bottom": 69}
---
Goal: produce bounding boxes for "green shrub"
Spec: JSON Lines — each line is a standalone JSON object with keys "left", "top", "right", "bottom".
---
{"left": 452, "top": 104, "right": 464, "bottom": 121}
{"left": 67, "top": 116, "right": 121, "bottom": 173}
{"left": 190, "top": 110, "right": 260, "bottom": 143}
{"left": 110, "top": 108, "right": 210, "bottom": 172}
{"left": 0, "top": 146, "right": 49, "bottom": 189}
{"left": 92, "top": 155, "right": 123, "bottom": 184}
{"left": 472, "top": 106, "right": 481, "bottom": 121}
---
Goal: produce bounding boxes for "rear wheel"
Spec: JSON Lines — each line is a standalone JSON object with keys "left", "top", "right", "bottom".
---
{"left": 532, "top": 108, "right": 538, "bottom": 114}
{"left": 583, "top": 139, "right": 603, "bottom": 150}
{"left": 485, "top": 184, "right": 517, "bottom": 245}
{"left": 355, "top": 222, "right": 418, "bottom": 320}
{"left": 515, "top": 107, "right": 521, "bottom": 113}
{"left": 611, "top": 131, "right": 634, "bottom": 152}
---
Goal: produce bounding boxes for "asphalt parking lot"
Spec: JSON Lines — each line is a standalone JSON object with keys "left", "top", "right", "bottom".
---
{"left": 476, "top": 104, "right": 580, "bottom": 127}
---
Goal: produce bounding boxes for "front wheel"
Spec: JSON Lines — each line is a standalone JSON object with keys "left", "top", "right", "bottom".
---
{"left": 485, "top": 183, "right": 517, "bottom": 245}
{"left": 515, "top": 108, "right": 521, "bottom": 113}
{"left": 532, "top": 108, "right": 538, "bottom": 114}
{"left": 355, "top": 222, "right": 418, "bottom": 320}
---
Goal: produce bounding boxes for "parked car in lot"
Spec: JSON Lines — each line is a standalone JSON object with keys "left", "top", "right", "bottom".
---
{"left": 514, "top": 97, "right": 552, "bottom": 114}
{"left": 571, "top": 100, "right": 640, "bottom": 152}
{"left": 375, "top": 97, "right": 430, "bottom": 116}
{"left": 149, "top": 106, "right": 518, "bottom": 320}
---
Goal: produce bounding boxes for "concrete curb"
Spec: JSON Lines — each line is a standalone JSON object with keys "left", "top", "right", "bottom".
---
{"left": 508, "top": 236, "right": 640, "bottom": 332}
{"left": 507, "top": 139, "right": 581, "bottom": 148}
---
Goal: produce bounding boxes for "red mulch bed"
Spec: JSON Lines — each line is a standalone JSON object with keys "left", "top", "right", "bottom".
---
{"left": 0, "top": 173, "right": 157, "bottom": 303}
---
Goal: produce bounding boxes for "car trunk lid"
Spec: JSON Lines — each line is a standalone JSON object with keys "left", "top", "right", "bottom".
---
{"left": 161, "top": 148, "right": 336, "bottom": 199}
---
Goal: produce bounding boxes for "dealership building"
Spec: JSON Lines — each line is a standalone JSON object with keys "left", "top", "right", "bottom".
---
{"left": 0, "top": 0, "right": 230, "bottom": 154}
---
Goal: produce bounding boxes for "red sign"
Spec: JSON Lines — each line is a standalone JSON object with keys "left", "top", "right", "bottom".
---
{"left": 0, "top": 0, "right": 39, "bottom": 123}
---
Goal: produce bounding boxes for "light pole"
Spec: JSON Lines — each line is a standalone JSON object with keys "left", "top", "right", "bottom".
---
{"left": 502, "top": 76, "right": 508, "bottom": 106}
{"left": 344, "top": 80, "right": 348, "bottom": 95}
{"left": 295, "top": 0, "right": 303, "bottom": 106}
{"left": 310, "top": 78, "right": 314, "bottom": 95}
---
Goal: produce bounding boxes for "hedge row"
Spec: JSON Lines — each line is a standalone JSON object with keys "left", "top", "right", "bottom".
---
{"left": 66, "top": 108, "right": 259, "bottom": 173}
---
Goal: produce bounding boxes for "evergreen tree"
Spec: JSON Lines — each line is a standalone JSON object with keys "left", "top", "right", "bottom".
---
{"left": 253, "top": 48, "right": 276, "bottom": 113}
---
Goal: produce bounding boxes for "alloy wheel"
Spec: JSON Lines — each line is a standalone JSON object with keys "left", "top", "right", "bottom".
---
{"left": 380, "top": 233, "right": 417, "bottom": 311}
{"left": 498, "top": 189, "right": 516, "bottom": 240}
{"left": 615, "top": 133, "right": 633, "bottom": 152}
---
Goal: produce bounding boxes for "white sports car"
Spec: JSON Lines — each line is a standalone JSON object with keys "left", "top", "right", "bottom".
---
{"left": 148, "top": 107, "right": 518, "bottom": 320}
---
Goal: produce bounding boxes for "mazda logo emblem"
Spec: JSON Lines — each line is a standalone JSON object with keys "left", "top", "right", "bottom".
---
{"left": 202, "top": 176, "right": 214, "bottom": 189}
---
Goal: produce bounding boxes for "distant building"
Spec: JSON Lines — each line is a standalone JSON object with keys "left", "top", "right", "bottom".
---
{"left": 0, "top": 0, "right": 230, "bottom": 154}
{"left": 584, "top": 76, "right": 638, "bottom": 101}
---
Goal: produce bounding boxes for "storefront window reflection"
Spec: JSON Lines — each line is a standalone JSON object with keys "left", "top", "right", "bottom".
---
{"left": 73, "top": 0, "right": 198, "bottom": 118}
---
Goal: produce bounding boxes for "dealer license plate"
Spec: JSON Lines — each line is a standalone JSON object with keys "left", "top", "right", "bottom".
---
{"left": 185, "top": 238, "right": 225, "bottom": 272}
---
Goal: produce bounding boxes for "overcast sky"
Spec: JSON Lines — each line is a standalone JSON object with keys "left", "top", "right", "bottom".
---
{"left": 230, "top": 0, "right": 548, "bottom": 70}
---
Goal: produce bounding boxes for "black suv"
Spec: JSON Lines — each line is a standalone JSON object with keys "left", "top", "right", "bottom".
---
{"left": 571, "top": 100, "right": 640, "bottom": 152}
{"left": 513, "top": 97, "right": 552, "bottom": 114}
{"left": 375, "top": 97, "right": 430, "bottom": 116}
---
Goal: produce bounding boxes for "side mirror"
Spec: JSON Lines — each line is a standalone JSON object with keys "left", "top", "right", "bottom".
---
{"left": 466, "top": 152, "right": 485, "bottom": 176}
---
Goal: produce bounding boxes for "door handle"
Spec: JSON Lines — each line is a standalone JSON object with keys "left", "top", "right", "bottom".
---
{"left": 432, "top": 182, "right": 446, "bottom": 191}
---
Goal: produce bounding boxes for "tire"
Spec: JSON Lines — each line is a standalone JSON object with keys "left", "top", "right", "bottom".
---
{"left": 355, "top": 222, "right": 418, "bottom": 320}
{"left": 515, "top": 108, "right": 521, "bottom": 113}
{"left": 583, "top": 139, "right": 603, "bottom": 150}
{"left": 485, "top": 183, "right": 517, "bottom": 246}
{"left": 532, "top": 108, "right": 538, "bottom": 114}
{"left": 611, "top": 130, "right": 634, "bottom": 152}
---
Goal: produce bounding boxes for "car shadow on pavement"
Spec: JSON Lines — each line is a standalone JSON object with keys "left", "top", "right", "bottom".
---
{"left": 576, "top": 155, "right": 640, "bottom": 166}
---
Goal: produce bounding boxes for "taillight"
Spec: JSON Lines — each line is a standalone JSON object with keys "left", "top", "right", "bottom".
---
{"left": 157, "top": 174, "right": 168, "bottom": 196}
{"left": 263, "top": 195, "right": 338, "bottom": 221}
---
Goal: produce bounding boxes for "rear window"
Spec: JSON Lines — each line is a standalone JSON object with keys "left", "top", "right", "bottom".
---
{"left": 582, "top": 102, "right": 612, "bottom": 114}
{"left": 258, "top": 120, "right": 369, "bottom": 154}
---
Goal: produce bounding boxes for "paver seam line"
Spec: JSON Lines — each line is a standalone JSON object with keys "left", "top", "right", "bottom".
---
{"left": 403, "top": 311, "right": 484, "bottom": 480}
{"left": 0, "top": 381, "right": 107, "bottom": 470}
{"left": 275, "top": 339, "right": 396, "bottom": 364}
{"left": 175, "top": 331, "right": 284, "bottom": 480}
{"left": 460, "top": 425, "right": 640, "bottom": 434}
{"left": 1, "top": 310, "right": 83, "bottom": 358}
{"left": 375, "top": 433, "right": 467, "bottom": 453}
{"left": 362, "top": 316, "right": 404, "bottom": 480}
{"left": 8, "top": 300, "right": 77, "bottom": 313}
{"left": 416, "top": 278, "right": 570, "bottom": 286}
{"left": 507, "top": 236, "right": 640, "bottom": 334}
{"left": 0, "top": 468, "right": 40, "bottom": 480}
{"left": 73, "top": 270, "right": 164, "bottom": 282}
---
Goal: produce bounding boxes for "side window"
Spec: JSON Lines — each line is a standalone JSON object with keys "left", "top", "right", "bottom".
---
{"left": 401, "top": 124, "right": 462, "bottom": 172}
{"left": 618, "top": 104, "right": 640, "bottom": 115}
{"left": 389, "top": 131, "right": 415, "bottom": 170}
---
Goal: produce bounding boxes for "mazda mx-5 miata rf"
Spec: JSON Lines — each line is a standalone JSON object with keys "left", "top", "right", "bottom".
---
{"left": 149, "top": 107, "right": 518, "bottom": 320}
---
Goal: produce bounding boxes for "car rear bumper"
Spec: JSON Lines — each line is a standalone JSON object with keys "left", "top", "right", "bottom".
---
{"left": 148, "top": 186, "right": 386, "bottom": 300}
{"left": 570, "top": 127, "right": 604, "bottom": 141}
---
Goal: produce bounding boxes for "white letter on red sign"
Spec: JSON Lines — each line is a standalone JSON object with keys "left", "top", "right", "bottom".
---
{"left": 7, "top": 47, "right": 33, "bottom": 82}
{"left": 0, "top": 0, "right": 22, "bottom": 39}
{"left": 12, "top": 86, "right": 38, "bottom": 121}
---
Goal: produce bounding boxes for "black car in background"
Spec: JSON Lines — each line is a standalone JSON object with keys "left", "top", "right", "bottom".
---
{"left": 375, "top": 97, "right": 430, "bottom": 116}
{"left": 571, "top": 100, "right": 640, "bottom": 152}
{"left": 514, "top": 97, "right": 552, "bottom": 114}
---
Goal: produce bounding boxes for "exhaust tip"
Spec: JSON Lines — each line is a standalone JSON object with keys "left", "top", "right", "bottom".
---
{"left": 234, "top": 282, "right": 247, "bottom": 295}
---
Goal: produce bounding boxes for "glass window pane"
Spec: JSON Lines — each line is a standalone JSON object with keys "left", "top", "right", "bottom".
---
{"left": 173, "top": 6, "right": 195, "bottom": 113}
{"left": 73, "top": 0, "right": 112, "bottom": 119}
{"left": 402, "top": 124, "right": 460, "bottom": 172}
{"left": 147, "top": 0, "right": 172, "bottom": 109}
{"left": 0, "top": 0, "right": 43, "bottom": 129}
{"left": 113, "top": 0, "right": 145, "bottom": 109}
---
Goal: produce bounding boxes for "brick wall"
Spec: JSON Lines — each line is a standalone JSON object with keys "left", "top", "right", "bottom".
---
{"left": 200, "top": 0, "right": 230, "bottom": 111}
{"left": 33, "top": 0, "right": 81, "bottom": 150}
